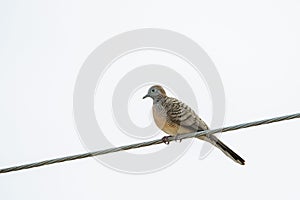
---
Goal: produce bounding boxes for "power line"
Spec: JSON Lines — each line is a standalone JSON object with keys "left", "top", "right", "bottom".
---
{"left": 1, "top": 112, "right": 299, "bottom": 174}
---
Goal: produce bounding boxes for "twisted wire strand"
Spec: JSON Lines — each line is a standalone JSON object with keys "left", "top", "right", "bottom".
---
{"left": 1, "top": 112, "right": 299, "bottom": 174}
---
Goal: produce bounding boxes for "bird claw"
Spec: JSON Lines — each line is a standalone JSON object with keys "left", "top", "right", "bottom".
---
{"left": 174, "top": 135, "right": 182, "bottom": 143}
{"left": 162, "top": 136, "right": 172, "bottom": 145}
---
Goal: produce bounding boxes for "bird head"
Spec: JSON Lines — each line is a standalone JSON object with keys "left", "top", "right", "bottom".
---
{"left": 143, "top": 85, "right": 166, "bottom": 101}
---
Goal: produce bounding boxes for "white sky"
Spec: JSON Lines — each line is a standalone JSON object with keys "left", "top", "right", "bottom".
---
{"left": 1, "top": 0, "right": 300, "bottom": 199}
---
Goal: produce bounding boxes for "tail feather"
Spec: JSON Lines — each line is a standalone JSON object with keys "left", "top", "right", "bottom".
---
{"left": 201, "top": 134, "right": 245, "bottom": 165}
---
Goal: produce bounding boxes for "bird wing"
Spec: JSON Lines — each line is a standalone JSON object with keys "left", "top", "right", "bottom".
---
{"left": 165, "top": 97, "right": 209, "bottom": 132}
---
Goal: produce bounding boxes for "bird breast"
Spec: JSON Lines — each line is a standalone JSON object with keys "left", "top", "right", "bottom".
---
{"left": 152, "top": 103, "right": 184, "bottom": 135}
{"left": 152, "top": 103, "right": 168, "bottom": 131}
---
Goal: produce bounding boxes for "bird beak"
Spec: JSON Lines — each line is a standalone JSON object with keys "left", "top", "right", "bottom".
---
{"left": 143, "top": 94, "right": 150, "bottom": 99}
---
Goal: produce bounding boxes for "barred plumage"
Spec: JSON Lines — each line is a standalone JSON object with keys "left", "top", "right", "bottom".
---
{"left": 144, "top": 85, "right": 245, "bottom": 165}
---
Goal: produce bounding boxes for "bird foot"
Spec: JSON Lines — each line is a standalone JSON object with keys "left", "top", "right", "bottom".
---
{"left": 162, "top": 136, "right": 172, "bottom": 145}
{"left": 174, "top": 135, "right": 182, "bottom": 143}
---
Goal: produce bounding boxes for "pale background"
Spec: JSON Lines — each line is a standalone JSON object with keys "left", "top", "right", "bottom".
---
{"left": 1, "top": 0, "right": 300, "bottom": 199}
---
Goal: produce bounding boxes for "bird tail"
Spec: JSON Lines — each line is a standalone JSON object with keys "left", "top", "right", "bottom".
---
{"left": 200, "top": 134, "right": 245, "bottom": 165}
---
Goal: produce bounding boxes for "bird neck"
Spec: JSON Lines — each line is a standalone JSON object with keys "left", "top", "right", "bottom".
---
{"left": 153, "top": 95, "right": 167, "bottom": 104}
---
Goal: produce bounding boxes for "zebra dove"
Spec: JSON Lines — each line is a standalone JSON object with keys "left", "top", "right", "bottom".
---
{"left": 143, "top": 85, "right": 245, "bottom": 165}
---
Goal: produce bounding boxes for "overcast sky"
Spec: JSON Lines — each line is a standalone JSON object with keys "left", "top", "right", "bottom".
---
{"left": 1, "top": 0, "right": 300, "bottom": 199}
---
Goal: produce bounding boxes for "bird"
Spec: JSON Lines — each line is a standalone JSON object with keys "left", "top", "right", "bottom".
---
{"left": 143, "top": 85, "right": 245, "bottom": 165}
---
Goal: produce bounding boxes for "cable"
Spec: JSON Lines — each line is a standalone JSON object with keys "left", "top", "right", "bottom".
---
{"left": 1, "top": 112, "right": 299, "bottom": 174}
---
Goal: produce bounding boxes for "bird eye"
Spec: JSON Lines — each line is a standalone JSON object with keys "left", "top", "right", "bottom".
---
{"left": 151, "top": 89, "right": 155, "bottom": 93}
